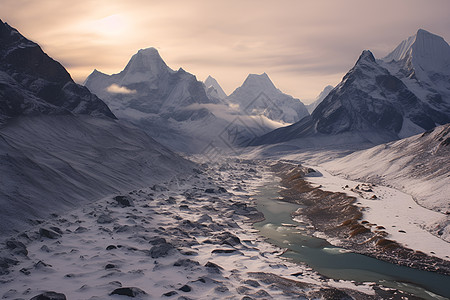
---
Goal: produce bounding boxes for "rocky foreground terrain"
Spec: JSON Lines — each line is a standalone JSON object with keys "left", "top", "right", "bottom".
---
{"left": 0, "top": 159, "right": 422, "bottom": 300}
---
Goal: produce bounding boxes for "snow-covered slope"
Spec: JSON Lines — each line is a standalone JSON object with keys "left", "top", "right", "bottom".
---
{"left": 227, "top": 73, "right": 309, "bottom": 124}
{"left": 306, "top": 85, "right": 333, "bottom": 113}
{"left": 322, "top": 124, "right": 450, "bottom": 241}
{"left": 253, "top": 43, "right": 450, "bottom": 146}
{"left": 0, "top": 22, "right": 194, "bottom": 236}
{"left": 0, "top": 115, "right": 193, "bottom": 236}
{"left": 323, "top": 124, "right": 450, "bottom": 212}
{"left": 381, "top": 29, "right": 450, "bottom": 119}
{"left": 204, "top": 75, "right": 227, "bottom": 100}
{"left": 0, "top": 19, "right": 115, "bottom": 123}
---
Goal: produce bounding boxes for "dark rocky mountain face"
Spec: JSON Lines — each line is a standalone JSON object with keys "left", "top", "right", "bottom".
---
{"left": 0, "top": 19, "right": 115, "bottom": 123}
{"left": 253, "top": 49, "right": 450, "bottom": 146}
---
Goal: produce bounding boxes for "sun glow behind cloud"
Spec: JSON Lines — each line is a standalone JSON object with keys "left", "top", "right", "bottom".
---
{"left": 89, "top": 14, "right": 128, "bottom": 38}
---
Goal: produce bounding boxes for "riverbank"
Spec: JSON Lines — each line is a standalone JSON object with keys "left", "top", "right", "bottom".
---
{"left": 270, "top": 161, "right": 450, "bottom": 276}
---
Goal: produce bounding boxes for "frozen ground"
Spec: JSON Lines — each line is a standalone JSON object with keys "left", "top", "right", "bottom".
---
{"left": 304, "top": 167, "right": 449, "bottom": 260}
{"left": 0, "top": 159, "right": 379, "bottom": 300}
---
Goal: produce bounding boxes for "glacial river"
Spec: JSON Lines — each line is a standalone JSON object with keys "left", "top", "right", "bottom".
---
{"left": 253, "top": 178, "right": 450, "bottom": 299}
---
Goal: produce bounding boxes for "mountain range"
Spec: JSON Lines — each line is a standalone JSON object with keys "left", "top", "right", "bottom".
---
{"left": 252, "top": 29, "right": 450, "bottom": 146}
{"left": 85, "top": 50, "right": 309, "bottom": 153}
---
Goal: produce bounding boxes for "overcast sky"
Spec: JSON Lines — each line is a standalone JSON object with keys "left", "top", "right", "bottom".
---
{"left": 2, "top": 0, "right": 450, "bottom": 103}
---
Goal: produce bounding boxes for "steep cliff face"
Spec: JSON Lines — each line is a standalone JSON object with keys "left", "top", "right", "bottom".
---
{"left": 0, "top": 19, "right": 115, "bottom": 123}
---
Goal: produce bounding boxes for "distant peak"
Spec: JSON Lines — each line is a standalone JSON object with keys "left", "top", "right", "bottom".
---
{"left": 416, "top": 28, "right": 431, "bottom": 36}
{"left": 122, "top": 47, "right": 170, "bottom": 75}
{"left": 205, "top": 75, "right": 227, "bottom": 99}
{"left": 136, "top": 47, "right": 162, "bottom": 58}
{"left": 356, "top": 50, "right": 376, "bottom": 64}
{"left": 383, "top": 29, "right": 449, "bottom": 63}
{"left": 245, "top": 72, "right": 271, "bottom": 82}
{"left": 240, "top": 72, "right": 277, "bottom": 92}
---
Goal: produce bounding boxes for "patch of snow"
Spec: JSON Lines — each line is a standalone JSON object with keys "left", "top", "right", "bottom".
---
{"left": 305, "top": 167, "right": 449, "bottom": 260}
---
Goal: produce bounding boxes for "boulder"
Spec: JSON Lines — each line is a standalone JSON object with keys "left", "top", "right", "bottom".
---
{"left": 30, "top": 291, "right": 67, "bottom": 300}
{"left": 110, "top": 287, "right": 147, "bottom": 297}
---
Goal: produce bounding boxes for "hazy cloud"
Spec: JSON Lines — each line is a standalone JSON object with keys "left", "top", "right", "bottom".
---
{"left": 106, "top": 84, "right": 137, "bottom": 94}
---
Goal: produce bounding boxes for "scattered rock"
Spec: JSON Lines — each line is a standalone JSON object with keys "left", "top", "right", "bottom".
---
{"left": 205, "top": 261, "right": 223, "bottom": 273}
{"left": 252, "top": 289, "right": 271, "bottom": 298}
{"left": 214, "top": 285, "right": 229, "bottom": 293}
{"left": 20, "top": 267, "right": 31, "bottom": 275}
{"left": 74, "top": 226, "right": 88, "bottom": 233}
{"left": 204, "top": 187, "right": 227, "bottom": 194}
{"left": 39, "top": 228, "right": 61, "bottom": 239}
{"left": 106, "top": 245, "right": 117, "bottom": 250}
{"left": 204, "top": 232, "right": 241, "bottom": 247}
{"left": 97, "top": 214, "right": 114, "bottom": 224}
{"left": 110, "top": 287, "right": 147, "bottom": 297}
{"left": 180, "top": 249, "right": 198, "bottom": 256}
{"left": 49, "top": 226, "right": 63, "bottom": 234}
{"left": 6, "top": 240, "right": 28, "bottom": 256}
{"left": 149, "top": 242, "right": 174, "bottom": 258}
{"left": 0, "top": 257, "right": 18, "bottom": 275}
{"left": 242, "top": 279, "right": 260, "bottom": 287}
{"left": 173, "top": 259, "right": 200, "bottom": 267}
{"left": 30, "top": 291, "right": 67, "bottom": 300}
{"left": 148, "top": 237, "right": 167, "bottom": 245}
{"left": 211, "top": 249, "right": 240, "bottom": 254}
{"left": 315, "top": 288, "right": 353, "bottom": 300}
{"left": 166, "top": 197, "right": 177, "bottom": 204}
{"left": 151, "top": 184, "right": 169, "bottom": 192}
{"left": 236, "top": 286, "right": 251, "bottom": 294}
{"left": 114, "top": 195, "right": 134, "bottom": 207}
{"left": 163, "top": 291, "right": 178, "bottom": 297}
{"left": 34, "top": 260, "right": 52, "bottom": 269}
{"left": 178, "top": 285, "right": 192, "bottom": 292}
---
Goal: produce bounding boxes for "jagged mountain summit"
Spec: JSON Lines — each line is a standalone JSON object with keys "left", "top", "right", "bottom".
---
{"left": 84, "top": 49, "right": 285, "bottom": 153}
{"left": 226, "top": 73, "right": 309, "bottom": 124}
{"left": 0, "top": 22, "right": 193, "bottom": 235}
{"left": 204, "top": 75, "right": 227, "bottom": 100}
{"left": 381, "top": 28, "right": 450, "bottom": 117}
{"left": 253, "top": 30, "right": 450, "bottom": 147}
{"left": 0, "top": 19, "right": 115, "bottom": 124}
{"left": 85, "top": 47, "right": 216, "bottom": 121}
{"left": 306, "top": 85, "right": 334, "bottom": 113}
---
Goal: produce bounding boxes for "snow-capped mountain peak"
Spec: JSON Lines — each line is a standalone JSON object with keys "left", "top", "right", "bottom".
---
{"left": 226, "top": 72, "right": 309, "bottom": 124}
{"left": 121, "top": 47, "right": 172, "bottom": 79}
{"left": 204, "top": 75, "right": 227, "bottom": 99}
{"left": 241, "top": 72, "right": 278, "bottom": 92}
{"left": 357, "top": 50, "right": 376, "bottom": 64}
{"left": 383, "top": 29, "right": 450, "bottom": 75}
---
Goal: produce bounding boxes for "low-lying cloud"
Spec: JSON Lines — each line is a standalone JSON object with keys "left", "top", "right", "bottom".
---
{"left": 106, "top": 84, "right": 137, "bottom": 94}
